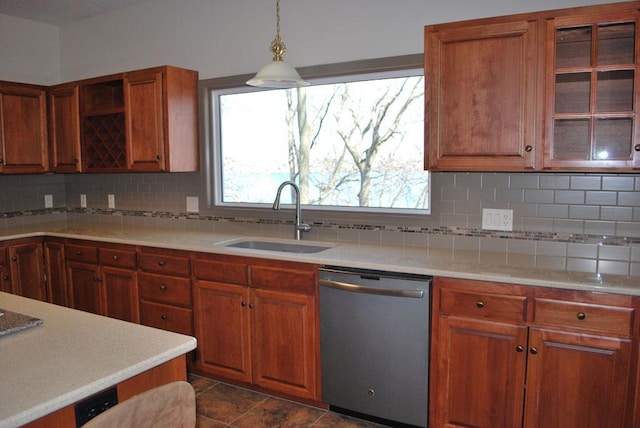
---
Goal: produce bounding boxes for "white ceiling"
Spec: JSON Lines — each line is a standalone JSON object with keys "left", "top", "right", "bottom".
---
{"left": 0, "top": 0, "right": 148, "bottom": 25}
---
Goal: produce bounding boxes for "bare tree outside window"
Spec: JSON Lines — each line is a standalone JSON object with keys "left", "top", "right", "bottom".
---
{"left": 215, "top": 71, "right": 429, "bottom": 214}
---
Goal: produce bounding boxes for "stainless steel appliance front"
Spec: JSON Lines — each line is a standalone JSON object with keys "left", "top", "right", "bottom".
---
{"left": 319, "top": 266, "right": 431, "bottom": 427}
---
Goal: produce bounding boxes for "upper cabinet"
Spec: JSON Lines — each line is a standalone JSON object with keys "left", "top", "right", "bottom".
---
{"left": 425, "top": 1, "right": 640, "bottom": 172}
{"left": 543, "top": 8, "right": 640, "bottom": 170}
{"left": 78, "top": 65, "right": 199, "bottom": 173}
{"left": 425, "top": 17, "right": 542, "bottom": 171}
{"left": 0, "top": 81, "right": 49, "bottom": 174}
{"left": 49, "top": 83, "right": 81, "bottom": 173}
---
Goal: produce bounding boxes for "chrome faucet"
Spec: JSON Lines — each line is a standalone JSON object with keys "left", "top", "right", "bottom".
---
{"left": 272, "top": 181, "right": 311, "bottom": 240}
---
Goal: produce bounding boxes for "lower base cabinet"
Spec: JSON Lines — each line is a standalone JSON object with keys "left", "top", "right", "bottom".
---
{"left": 430, "top": 277, "right": 640, "bottom": 428}
{"left": 193, "top": 254, "right": 320, "bottom": 401}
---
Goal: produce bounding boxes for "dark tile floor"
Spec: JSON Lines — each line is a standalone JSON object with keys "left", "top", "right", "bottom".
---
{"left": 188, "top": 373, "right": 388, "bottom": 427}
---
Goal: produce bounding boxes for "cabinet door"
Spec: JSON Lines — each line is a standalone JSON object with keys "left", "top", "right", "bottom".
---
{"left": 44, "top": 240, "right": 68, "bottom": 306}
{"left": 67, "top": 261, "right": 101, "bottom": 315}
{"left": 251, "top": 288, "right": 318, "bottom": 400}
{"left": 425, "top": 19, "right": 541, "bottom": 171}
{"left": 0, "top": 243, "right": 11, "bottom": 293}
{"left": 431, "top": 316, "right": 527, "bottom": 428}
{"left": 102, "top": 266, "right": 139, "bottom": 323}
{"left": 544, "top": 10, "right": 640, "bottom": 170}
{"left": 9, "top": 241, "right": 47, "bottom": 301}
{"left": 0, "top": 83, "right": 49, "bottom": 173}
{"left": 524, "top": 328, "right": 633, "bottom": 427}
{"left": 125, "top": 69, "right": 165, "bottom": 171}
{"left": 49, "top": 84, "right": 81, "bottom": 172}
{"left": 194, "top": 280, "right": 252, "bottom": 383}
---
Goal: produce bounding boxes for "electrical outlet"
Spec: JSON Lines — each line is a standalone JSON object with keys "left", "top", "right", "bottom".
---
{"left": 186, "top": 196, "right": 199, "bottom": 213}
{"left": 44, "top": 194, "right": 53, "bottom": 208}
{"left": 80, "top": 194, "right": 87, "bottom": 208}
{"left": 482, "top": 208, "right": 513, "bottom": 231}
{"left": 108, "top": 194, "right": 115, "bottom": 209}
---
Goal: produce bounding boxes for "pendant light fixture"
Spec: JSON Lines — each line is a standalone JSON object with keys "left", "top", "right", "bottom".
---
{"left": 246, "top": 0, "right": 308, "bottom": 88}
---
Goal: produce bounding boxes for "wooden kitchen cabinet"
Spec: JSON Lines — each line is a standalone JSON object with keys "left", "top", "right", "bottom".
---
{"left": 430, "top": 277, "right": 640, "bottom": 427}
{"left": 193, "top": 254, "right": 320, "bottom": 401}
{"left": 543, "top": 5, "right": 640, "bottom": 170}
{"left": 424, "top": 15, "right": 542, "bottom": 171}
{"left": 43, "top": 238, "right": 69, "bottom": 306}
{"left": 138, "top": 247, "right": 193, "bottom": 336}
{"left": 48, "top": 83, "right": 81, "bottom": 172}
{"left": 0, "top": 242, "right": 11, "bottom": 293}
{"left": 80, "top": 65, "right": 198, "bottom": 172}
{"left": 8, "top": 238, "right": 47, "bottom": 301}
{"left": 125, "top": 66, "right": 199, "bottom": 172}
{"left": 66, "top": 241, "right": 139, "bottom": 322}
{"left": 0, "top": 81, "right": 49, "bottom": 174}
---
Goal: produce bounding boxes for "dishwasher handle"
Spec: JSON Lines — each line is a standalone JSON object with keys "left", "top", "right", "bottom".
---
{"left": 319, "top": 278, "right": 425, "bottom": 298}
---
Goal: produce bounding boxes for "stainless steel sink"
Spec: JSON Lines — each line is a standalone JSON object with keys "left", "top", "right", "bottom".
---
{"left": 224, "top": 239, "right": 331, "bottom": 254}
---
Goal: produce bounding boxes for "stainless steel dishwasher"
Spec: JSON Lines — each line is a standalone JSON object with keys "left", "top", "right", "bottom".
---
{"left": 319, "top": 266, "right": 431, "bottom": 427}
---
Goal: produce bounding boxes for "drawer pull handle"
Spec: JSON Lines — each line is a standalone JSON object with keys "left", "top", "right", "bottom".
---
{"left": 516, "top": 345, "right": 524, "bottom": 353}
{"left": 530, "top": 347, "right": 538, "bottom": 355}
{"left": 158, "top": 260, "right": 165, "bottom": 266}
{"left": 159, "top": 284, "right": 167, "bottom": 291}
{"left": 476, "top": 300, "right": 485, "bottom": 308}
{"left": 577, "top": 312, "right": 586, "bottom": 320}
{"left": 161, "top": 314, "right": 168, "bottom": 320}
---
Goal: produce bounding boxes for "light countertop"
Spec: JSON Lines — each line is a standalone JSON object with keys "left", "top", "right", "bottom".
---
{"left": 0, "top": 292, "right": 196, "bottom": 428}
{"left": 1, "top": 221, "right": 638, "bottom": 296}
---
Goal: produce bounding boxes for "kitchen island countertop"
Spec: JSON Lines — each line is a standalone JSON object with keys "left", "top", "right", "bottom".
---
{"left": 0, "top": 220, "right": 637, "bottom": 296}
{"left": 0, "top": 292, "right": 196, "bottom": 428}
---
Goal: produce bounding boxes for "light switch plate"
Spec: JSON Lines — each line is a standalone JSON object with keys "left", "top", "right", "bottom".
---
{"left": 186, "top": 196, "right": 199, "bottom": 213}
{"left": 44, "top": 194, "right": 53, "bottom": 208}
{"left": 482, "top": 208, "right": 513, "bottom": 231}
{"left": 108, "top": 194, "right": 115, "bottom": 209}
{"left": 80, "top": 194, "right": 87, "bottom": 208}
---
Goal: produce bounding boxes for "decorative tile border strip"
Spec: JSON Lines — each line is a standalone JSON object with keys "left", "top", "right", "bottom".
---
{"left": 0, "top": 208, "right": 620, "bottom": 247}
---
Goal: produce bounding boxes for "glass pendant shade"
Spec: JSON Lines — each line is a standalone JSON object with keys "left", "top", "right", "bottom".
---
{"left": 246, "top": 60, "right": 308, "bottom": 88}
{"left": 246, "top": 0, "right": 308, "bottom": 88}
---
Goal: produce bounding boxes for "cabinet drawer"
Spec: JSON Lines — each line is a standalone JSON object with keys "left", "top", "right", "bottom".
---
{"left": 440, "top": 288, "right": 528, "bottom": 323}
{"left": 65, "top": 243, "right": 98, "bottom": 263}
{"left": 139, "top": 272, "right": 192, "bottom": 307}
{"left": 192, "top": 259, "right": 248, "bottom": 284}
{"left": 138, "top": 252, "right": 190, "bottom": 276}
{"left": 250, "top": 265, "right": 316, "bottom": 294}
{"left": 140, "top": 301, "right": 193, "bottom": 336}
{"left": 533, "top": 298, "right": 634, "bottom": 337}
{"left": 100, "top": 248, "right": 137, "bottom": 269}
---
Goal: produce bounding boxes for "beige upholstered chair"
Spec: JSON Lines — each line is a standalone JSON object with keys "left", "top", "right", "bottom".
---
{"left": 83, "top": 381, "right": 196, "bottom": 428}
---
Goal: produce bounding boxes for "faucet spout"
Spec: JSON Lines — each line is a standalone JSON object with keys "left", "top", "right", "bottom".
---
{"left": 272, "top": 181, "right": 311, "bottom": 240}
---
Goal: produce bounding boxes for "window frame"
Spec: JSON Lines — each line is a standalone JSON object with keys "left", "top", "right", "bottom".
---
{"left": 200, "top": 54, "right": 428, "bottom": 215}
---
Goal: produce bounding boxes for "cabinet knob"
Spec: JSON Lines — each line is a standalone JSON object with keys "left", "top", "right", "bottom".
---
{"left": 476, "top": 300, "right": 485, "bottom": 308}
{"left": 241, "top": 301, "right": 247, "bottom": 307}
{"left": 576, "top": 312, "right": 586, "bottom": 320}
{"left": 76, "top": 250, "right": 82, "bottom": 255}
{"left": 525, "top": 145, "right": 533, "bottom": 152}
{"left": 516, "top": 345, "right": 524, "bottom": 353}
{"left": 11, "top": 256, "right": 17, "bottom": 262}
{"left": 158, "top": 260, "right": 165, "bottom": 266}
{"left": 0, "top": 159, "right": 3, "bottom": 165}
{"left": 112, "top": 255, "right": 119, "bottom": 260}
{"left": 161, "top": 314, "right": 168, "bottom": 320}
{"left": 249, "top": 303, "right": 255, "bottom": 309}
{"left": 159, "top": 284, "right": 167, "bottom": 291}
{"left": 635, "top": 144, "right": 640, "bottom": 152}
{"left": 530, "top": 347, "right": 538, "bottom": 355}
{"left": 3, "top": 275, "right": 9, "bottom": 280}
{"left": 156, "top": 155, "right": 162, "bottom": 160}
{"left": 74, "top": 158, "right": 79, "bottom": 164}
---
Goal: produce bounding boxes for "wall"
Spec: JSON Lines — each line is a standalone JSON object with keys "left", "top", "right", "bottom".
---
{"left": 0, "top": 0, "right": 638, "bottom": 277}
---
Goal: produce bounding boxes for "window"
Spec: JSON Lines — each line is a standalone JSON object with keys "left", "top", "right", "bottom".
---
{"left": 208, "top": 62, "right": 429, "bottom": 214}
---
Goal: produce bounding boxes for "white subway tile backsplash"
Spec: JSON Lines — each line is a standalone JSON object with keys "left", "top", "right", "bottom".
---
{"left": 602, "top": 176, "right": 635, "bottom": 191}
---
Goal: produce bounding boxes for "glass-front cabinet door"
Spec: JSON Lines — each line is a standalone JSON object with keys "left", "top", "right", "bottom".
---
{"left": 544, "top": 11, "right": 640, "bottom": 169}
